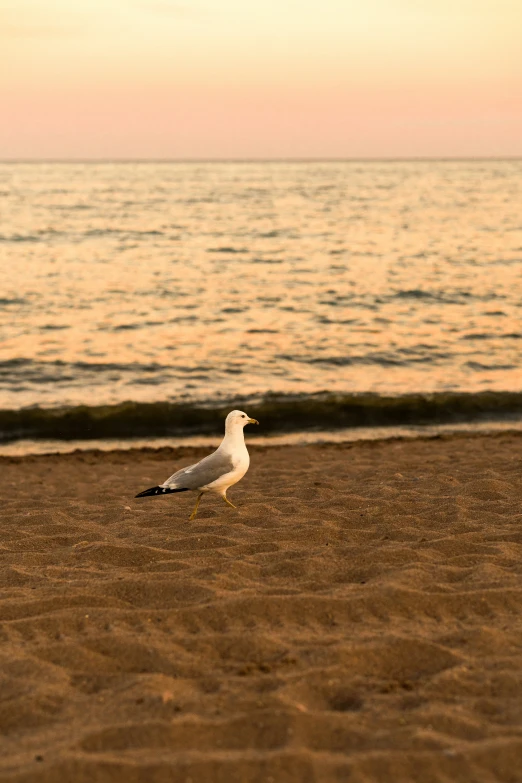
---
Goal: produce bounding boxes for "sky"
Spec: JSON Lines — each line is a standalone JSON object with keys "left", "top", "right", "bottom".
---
{"left": 1, "top": 0, "right": 521, "bottom": 158}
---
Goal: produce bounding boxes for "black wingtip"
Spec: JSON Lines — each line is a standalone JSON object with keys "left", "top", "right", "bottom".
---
{"left": 135, "top": 486, "right": 189, "bottom": 498}
{"left": 135, "top": 486, "right": 162, "bottom": 498}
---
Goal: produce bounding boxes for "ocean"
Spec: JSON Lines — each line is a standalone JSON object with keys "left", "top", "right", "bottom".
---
{"left": 1, "top": 160, "right": 521, "bottom": 453}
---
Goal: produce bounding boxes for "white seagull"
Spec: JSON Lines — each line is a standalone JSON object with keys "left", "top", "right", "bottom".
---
{"left": 135, "top": 410, "right": 259, "bottom": 520}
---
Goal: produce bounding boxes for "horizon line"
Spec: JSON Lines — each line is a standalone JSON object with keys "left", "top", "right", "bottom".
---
{"left": 1, "top": 156, "right": 521, "bottom": 164}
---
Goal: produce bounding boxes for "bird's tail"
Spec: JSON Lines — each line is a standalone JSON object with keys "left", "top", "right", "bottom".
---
{"left": 135, "top": 486, "right": 189, "bottom": 498}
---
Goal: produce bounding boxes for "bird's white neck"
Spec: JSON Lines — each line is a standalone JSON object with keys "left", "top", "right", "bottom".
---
{"left": 221, "top": 424, "right": 246, "bottom": 453}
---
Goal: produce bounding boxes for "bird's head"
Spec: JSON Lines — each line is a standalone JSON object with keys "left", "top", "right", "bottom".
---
{"left": 225, "top": 410, "right": 259, "bottom": 431}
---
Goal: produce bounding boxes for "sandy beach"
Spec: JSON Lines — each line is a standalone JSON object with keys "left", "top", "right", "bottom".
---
{"left": 2, "top": 433, "right": 522, "bottom": 782}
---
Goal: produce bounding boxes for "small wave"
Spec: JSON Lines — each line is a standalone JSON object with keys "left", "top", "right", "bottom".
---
{"left": 206, "top": 247, "right": 248, "bottom": 253}
{"left": 257, "top": 230, "right": 280, "bottom": 238}
{"left": 463, "top": 331, "right": 522, "bottom": 340}
{"left": 0, "top": 234, "right": 41, "bottom": 243}
{"left": 0, "top": 297, "right": 27, "bottom": 306}
{"left": 84, "top": 228, "right": 164, "bottom": 238}
{"left": 0, "top": 358, "right": 35, "bottom": 369}
{"left": 49, "top": 203, "right": 91, "bottom": 211}
{"left": 281, "top": 349, "right": 449, "bottom": 368}
{"left": 0, "top": 358, "right": 164, "bottom": 375}
{"left": 2, "top": 392, "right": 522, "bottom": 444}
{"left": 466, "top": 361, "right": 516, "bottom": 371}
{"left": 394, "top": 289, "right": 446, "bottom": 302}
{"left": 306, "top": 356, "right": 354, "bottom": 367}
{"left": 391, "top": 289, "right": 510, "bottom": 306}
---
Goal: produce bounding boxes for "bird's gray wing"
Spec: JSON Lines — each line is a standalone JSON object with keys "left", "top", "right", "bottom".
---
{"left": 162, "top": 450, "right": 235, "bottom": 491}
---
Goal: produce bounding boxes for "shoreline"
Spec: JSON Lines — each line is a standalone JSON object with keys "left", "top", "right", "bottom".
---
{"left": 3, "top": 392, "right": 522, "bottom": 448}
{"left": 3, "top": 418, "right": 522, "bottom": 459}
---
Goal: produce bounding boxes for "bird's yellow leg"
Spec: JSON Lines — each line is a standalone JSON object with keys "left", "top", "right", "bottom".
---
{"left": 223, "top": 494, "right": 236, "bottom": 509}
{"left": 189, "top": 492, "right": 203, "bottom": 521}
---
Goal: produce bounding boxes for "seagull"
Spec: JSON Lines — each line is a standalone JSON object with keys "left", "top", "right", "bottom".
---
{"left": 135, "top": 410, "right": 259, "bottom": 520}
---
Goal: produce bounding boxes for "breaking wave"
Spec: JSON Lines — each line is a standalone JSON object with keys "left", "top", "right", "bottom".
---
{"left": 2, "top": 391, "right": 522, "bottom": 444}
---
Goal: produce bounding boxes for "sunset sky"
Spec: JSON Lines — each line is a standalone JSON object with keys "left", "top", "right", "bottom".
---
{"left": 1, "top": 0, "right": 521, "bottom": 158}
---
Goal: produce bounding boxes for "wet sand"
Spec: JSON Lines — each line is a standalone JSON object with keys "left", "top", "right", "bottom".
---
{"left": 2, "top": 434, "right": 522, "bottom": 782}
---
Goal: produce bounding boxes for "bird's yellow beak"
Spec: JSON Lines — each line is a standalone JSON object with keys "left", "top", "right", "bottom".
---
{"left": 247, "top": 418, "right": 259, "bottom": 425}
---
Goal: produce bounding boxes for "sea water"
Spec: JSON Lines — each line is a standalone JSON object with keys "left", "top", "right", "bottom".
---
{"left": 1, "top": 160, "right": 521, "bottom": 448}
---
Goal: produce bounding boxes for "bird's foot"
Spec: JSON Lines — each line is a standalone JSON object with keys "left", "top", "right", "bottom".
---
{"left": 189, "top": 492, "right": 203, "bottom": 521}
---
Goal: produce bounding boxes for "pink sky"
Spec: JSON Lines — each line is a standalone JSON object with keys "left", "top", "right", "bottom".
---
{"left": 1, "top": 0, "right": 521, "bottom": 158}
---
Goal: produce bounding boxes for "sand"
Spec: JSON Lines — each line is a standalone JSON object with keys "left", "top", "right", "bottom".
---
{"left": 1, "top": 433, "right": 522, "bottom": 782}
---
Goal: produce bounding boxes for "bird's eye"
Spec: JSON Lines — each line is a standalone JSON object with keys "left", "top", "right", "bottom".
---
{"left": 241, "top": 414, "right": 246, "bottom": 418}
